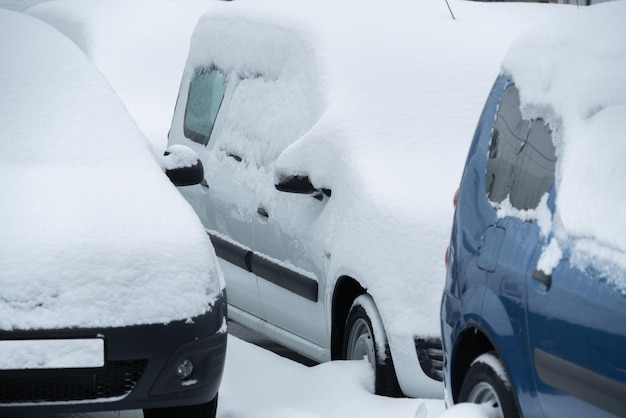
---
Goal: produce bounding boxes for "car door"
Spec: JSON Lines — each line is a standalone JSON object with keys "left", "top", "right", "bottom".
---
{"left": 476, "top": 80, "right": 559, "bottom": 411}
{"left": 220, "top": 70, "right": 329, "bottom": 349}
{"left": 527, "top": 253, "right": 626, "bottom": 417}
{"left": 253, "top": 185, "right": 329, "bottom": 348}
{"left": 482, "top": 81, "right": 626, "bottom": 416}
{"left": 203, "top": 68, "right": 329, "bottom": 349}
{"left": 175, "top": 68, "right": 263, "bottom": 317}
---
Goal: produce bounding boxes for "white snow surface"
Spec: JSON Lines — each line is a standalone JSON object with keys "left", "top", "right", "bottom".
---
{"left": 180, "top": 0, "right": 572, "bottom": 343}
{"left": 502, "top": 0, "right": 626, "bottom": 289}
{"left": 0, "top": 10, "right": 223, "bottom": 330}
{"left": 2, "top": 1, "right": 617, "bottom": 416}
{"left": 22, "top": 0, "right": 574, "bottom": 345}
{"left": 26, "top": 0, "right": 219, "bottom": 150}
{"left": 493, "top": 193, "right": 552, "bottom": 237}
{"left": 0, "top": 1, "right": 626, "bottom": 418}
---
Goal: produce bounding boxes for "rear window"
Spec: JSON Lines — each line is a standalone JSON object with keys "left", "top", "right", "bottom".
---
{"left": 486, "top": 85, "right": 556, "bottom": 210}
{"left": 184, "top": 68, "right": 226, "bottom": 145}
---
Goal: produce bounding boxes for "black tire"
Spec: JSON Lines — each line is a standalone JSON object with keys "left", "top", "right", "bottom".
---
{"left": 143, "top": 394, "right": 218, "bottom": 418}
{"left": 342, "top": 294, "right": 403, "bottom": 397}
{"left": 459, "top": 353, "right": 520, "bottom": 418}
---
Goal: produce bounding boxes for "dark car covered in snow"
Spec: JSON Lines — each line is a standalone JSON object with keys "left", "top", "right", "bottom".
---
{"left": 0, "top": 10, "right": 226, "bottom": 418}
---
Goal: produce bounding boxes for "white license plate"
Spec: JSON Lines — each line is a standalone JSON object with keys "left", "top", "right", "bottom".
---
{"left": 0, "top": 338, "right": 104, "bottom": 370}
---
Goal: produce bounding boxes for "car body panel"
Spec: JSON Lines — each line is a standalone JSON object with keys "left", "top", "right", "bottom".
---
{"left": 443, "top": 72, "right": 626, "bottom": 417}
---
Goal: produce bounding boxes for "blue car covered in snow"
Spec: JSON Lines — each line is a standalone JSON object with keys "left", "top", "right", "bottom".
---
{"left": 441, "top": 3, "right": 626, "bottom": 418}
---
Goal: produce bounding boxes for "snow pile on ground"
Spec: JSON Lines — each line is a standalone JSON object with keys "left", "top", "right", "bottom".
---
{"left": 219, "top": 336, "right": 498, "bottom": 417}
{"left": 219, "top": 336, "right": 447, "bottom": 418}
{"left": 503, "top": 0, "right": 626, "bottom": 291}
{"left": 0, "top": 9, "right": 223, "bottom": 330}
{"left": 27, "top": 0, "right": 219, "bottom": 150}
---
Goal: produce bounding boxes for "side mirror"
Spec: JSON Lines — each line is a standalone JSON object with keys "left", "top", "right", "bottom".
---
{"left": 275, "top": 174, "right": 332, "bottom": 200}
{"left": 275, "top": 175, "right": 316, "bottom": 194}
{"left": 162, "top": 145, "right": 204, "bottom": 186}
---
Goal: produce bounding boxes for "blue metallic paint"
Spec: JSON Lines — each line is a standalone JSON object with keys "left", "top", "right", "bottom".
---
{"left": 441, "top": 74, "right": 626, "bottom": 418}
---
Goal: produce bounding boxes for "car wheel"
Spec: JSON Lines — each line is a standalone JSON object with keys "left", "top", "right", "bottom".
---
{"left": 343, "top": 294, "right": 402, "bottom": 397}
{"left": 143, "top": 394, "right": 218, "bottom": 418}
{"left": 458, "top": 352, "right": 520, "bottom": 418}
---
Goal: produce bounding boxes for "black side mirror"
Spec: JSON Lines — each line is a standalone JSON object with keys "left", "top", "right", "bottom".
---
{"left": 162, "top": 145, "right": 204, "bottom": 186}
{"left": 275, "top": 175, "right": 316, "bottom": 194}
{"left": 275, "top": 174, "right": 332, "bottom": 200}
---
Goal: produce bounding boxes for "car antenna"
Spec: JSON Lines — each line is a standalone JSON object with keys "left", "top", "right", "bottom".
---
{"left": 445, "top": 0, "right": 456, "bottom": 20}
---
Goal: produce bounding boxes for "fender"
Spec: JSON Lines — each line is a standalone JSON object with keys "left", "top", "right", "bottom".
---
{"left": 478, "top": 288, "right": 542, "bottom": 418}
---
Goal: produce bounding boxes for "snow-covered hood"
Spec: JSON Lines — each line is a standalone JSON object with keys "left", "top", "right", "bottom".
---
{"left": 0, "top": 10, "right": 223, "bottom": 331}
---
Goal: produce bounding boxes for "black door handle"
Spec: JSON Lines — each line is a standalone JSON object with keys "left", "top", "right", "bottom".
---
{"left": 257, "top": 207, "right": 269, "bottom": 218}
{"left": 532, "top": 269, "right": 552, "bottom": 287}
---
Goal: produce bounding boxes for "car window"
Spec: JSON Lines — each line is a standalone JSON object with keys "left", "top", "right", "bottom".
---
{"left": 486, "top": 85, "right": 556, "bottom": 210}
{"left": 184, "top": 68, "right": 226, "bottom": 145}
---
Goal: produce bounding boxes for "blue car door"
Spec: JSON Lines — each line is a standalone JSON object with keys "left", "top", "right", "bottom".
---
{"left": 475, "top": 78, "right": 562, "bottom": 416}
{"left": 526, "top": 250, "right": 626, "bottom": 417}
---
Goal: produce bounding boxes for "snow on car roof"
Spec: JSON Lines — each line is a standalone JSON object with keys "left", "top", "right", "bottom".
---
{"left": 0, "top": 9, "right": 223, "bottom": 331}
{"left": 185, "top": 0, "right": 569, "bottom": 337}
{"left": 503, "top": 1, "right": 626, "bottom": 289}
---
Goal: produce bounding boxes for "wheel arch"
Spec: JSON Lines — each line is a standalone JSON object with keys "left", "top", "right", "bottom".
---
{"left": 330, "top": 275, "right": 365, "bottom": 360}
{"left": 450, "top": 325, "right": 495, "bottom": 402}
{"left": 451, "top": 323, "right": 529, "bottom": 417}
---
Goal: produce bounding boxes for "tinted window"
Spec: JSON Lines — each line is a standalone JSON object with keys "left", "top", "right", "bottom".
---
{"left": 184, "top": 68, "right": 226, "bottom": 145}
{"left": 486, "top": 85, "right": 556, "bottom": 210}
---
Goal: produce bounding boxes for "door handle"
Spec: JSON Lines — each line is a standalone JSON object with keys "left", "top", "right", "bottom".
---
{"left": 257, "top": 207, "right": 269, "bottom": 219}
{"left": 226, "top": 152, "right": 242, "bottom": 162}
{"left": 532, "top": 269, "right": 552, "bottom": 288}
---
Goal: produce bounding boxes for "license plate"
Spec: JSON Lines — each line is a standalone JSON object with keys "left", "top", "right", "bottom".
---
{"left": 0, "top": 338, "right": 105, "bottom": 370}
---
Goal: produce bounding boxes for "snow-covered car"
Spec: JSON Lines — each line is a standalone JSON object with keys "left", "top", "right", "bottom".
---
{"left": 166, "top": 0, "right": 567, "bottom": 398}
{"left": 442, "top": 2, "right": 626, "bottom": 417}
{"left": 0, "top": 10, "right": 226, "bottom": 418}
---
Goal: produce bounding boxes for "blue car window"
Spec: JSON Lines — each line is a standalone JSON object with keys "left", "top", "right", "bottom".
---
{"left": 184, "top": 68, "right": 226, "bottom": 146}
{"left": 486, "top": 85, "right": 556, "bottom": 210}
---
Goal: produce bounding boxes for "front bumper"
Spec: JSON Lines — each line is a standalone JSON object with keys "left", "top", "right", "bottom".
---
{"left": 0, "top": 294, "right": 227, "bottom": 416}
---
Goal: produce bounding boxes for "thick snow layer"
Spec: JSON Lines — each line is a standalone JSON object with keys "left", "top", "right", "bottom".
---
{"left": 0, "top": 10, "right": 223, "bottom": 330}
{"left": 502, "top": 1, "right": 626, "bottom": 289}
{"left": 26, "top": 0, "right": 218, "bottom": 150}
{"left": 494, "top": 193, "right": 552, "bottom": 237}
{"left": 182, "top": 0, "right": 571, "bottom": 345}
{"left": 219, "top": 336, "right": 446, "bottom": 418}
